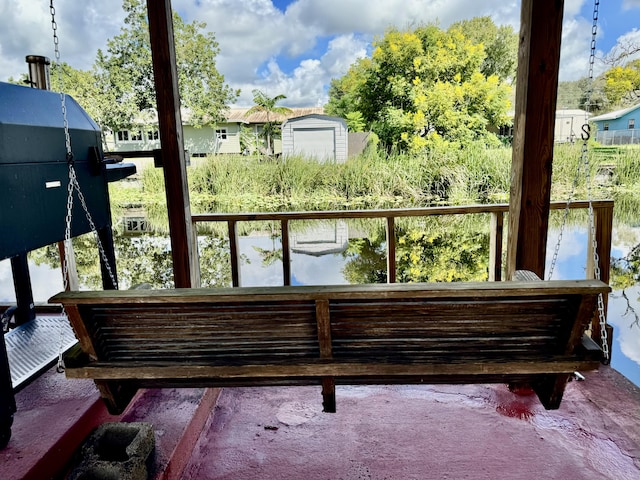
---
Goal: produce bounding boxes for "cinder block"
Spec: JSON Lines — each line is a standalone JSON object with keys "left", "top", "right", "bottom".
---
{"left": 67, "top": 422, "right": 154, "bottom": 480}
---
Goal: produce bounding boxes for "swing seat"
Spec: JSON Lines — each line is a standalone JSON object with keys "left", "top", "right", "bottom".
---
{"left": 50, "top": 272, "right": 609, "bottom": 414}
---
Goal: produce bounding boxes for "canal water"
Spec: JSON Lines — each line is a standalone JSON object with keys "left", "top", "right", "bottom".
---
{"left": 1, "top": 225, "right": 639, "bottom": 387}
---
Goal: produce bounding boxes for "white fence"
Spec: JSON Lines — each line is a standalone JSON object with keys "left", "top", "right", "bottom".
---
{"left": 596, "top": 129, "right": 640, "bottom": 145}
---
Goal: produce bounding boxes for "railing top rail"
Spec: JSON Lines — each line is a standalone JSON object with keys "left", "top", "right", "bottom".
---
{"left": 191, "top": 200, "right": 614, "bottom": 224}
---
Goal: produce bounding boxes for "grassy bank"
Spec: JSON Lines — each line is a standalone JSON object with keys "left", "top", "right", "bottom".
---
{"left": 107, "top": 143, "right": 640, "bottom": 231}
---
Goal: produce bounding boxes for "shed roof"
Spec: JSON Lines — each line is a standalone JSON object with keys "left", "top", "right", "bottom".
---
{"left": 590, "top": 103, "right": 640, "bottom": 122}
{"left": 282, "top": 113, "right": 347, "bottom": 127}
{"left": 556, "top": 109, "right": 589, "bottom": 117}
{"left": 225, "top": 107, "right": 325, "bottom": 124}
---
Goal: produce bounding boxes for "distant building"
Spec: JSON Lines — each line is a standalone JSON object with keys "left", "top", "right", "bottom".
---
{"left": 591, "top": 103, "right": 640, "bottom": 145}
{"left": 105, "top": 107, "right": 325, "bottom": 156}
{"left": 281, "top": 114, "right": 348, "bottom": 163}
{"left": 555, "top": 109, "right": 589, "bottom": 143}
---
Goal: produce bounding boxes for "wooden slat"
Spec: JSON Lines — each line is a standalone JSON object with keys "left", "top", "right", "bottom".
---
{"left": 65, "top": 359, "right": 602, "bottom": 381}
{"left": 315, "top": 300, "right": 332, "bottom": 359}
{"left": 51, "top": 279, "right": 610, "bottom": 305}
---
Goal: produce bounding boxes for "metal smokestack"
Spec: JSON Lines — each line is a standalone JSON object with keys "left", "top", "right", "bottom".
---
{"left": 26, "top": 55, "right": 51, "bottom": 90}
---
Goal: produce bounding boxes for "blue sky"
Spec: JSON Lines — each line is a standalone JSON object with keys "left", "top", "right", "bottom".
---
{"left": 1, "top": 0, "right": 639, "bottom": 107}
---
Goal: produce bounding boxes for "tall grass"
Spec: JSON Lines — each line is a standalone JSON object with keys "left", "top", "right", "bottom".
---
{"left": 110, "top": 142, "right": 639, "bottom": 230}
{"left": 182, "top": 142, "right": 513, "bottom": 213}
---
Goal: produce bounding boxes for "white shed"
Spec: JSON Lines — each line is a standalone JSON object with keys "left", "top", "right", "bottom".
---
{"left": 281, "top": 114, "right": 348, "bottom": 162}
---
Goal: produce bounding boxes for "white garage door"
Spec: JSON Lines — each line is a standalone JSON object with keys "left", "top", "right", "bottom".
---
{"left": 292, "top": 128, "right": 335, "bottom": 161}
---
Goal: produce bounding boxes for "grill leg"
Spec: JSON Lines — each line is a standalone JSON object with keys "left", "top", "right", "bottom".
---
{"left": 10, "top": 254, "right": 35, "bottom": 325}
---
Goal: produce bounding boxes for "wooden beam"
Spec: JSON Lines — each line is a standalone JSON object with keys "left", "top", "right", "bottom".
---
{"left": 146, "top": 0, "right": 197, "bottom": 288}
{"left": 506, "top": 0, "right": 565, "bottom": 280}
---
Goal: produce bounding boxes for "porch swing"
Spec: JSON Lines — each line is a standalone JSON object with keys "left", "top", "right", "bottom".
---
{"left": 50, "top": 0, "right": 611, "bottom": 415}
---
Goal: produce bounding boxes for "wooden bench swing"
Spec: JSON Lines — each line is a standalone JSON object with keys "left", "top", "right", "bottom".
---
{"left": 51, "top": 271, "right": 609, "bottom": 415}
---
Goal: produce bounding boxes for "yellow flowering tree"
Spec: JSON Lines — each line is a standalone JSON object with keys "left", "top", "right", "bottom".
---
{"left": 326, "top": 21, "right": 513, "bottom": 151}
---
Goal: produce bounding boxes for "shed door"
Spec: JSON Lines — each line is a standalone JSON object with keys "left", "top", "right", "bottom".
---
{"left": 293, "top": 128, "right": 335, "bottom": 161}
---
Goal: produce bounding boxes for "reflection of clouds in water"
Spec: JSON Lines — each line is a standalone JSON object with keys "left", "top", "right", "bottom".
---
{"left": 0, "top": 258, "right": 63, "bottom": 303}
{"left": 291, "top": 251, "right": 349, "bottom": 286}
{"left": 608, "top": 287, "right": 640, "bottom": 366}
{"left": 238, "top": 236, "right": 283, "bottom": 287}
{"left": 545, "top": 228, "right": 587, "bottom": 280}
{"left": 547, "top": 226, "right": 640, "bottom": 382}
{"left": 237, "top": 236, "right": 349, "bottom": 286}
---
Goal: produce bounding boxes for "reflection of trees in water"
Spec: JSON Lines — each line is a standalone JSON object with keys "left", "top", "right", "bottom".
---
{"left": 30, "top": 233, "right": 233, "bottom": 290}
{"left": 612, "top": 243, "right": 640, "bottom": 328}
{"left": 342, "top": 226, "right": 490, "bottom": 284}
{"left": 342, "top": 237, "right": 388, "bottom": 284}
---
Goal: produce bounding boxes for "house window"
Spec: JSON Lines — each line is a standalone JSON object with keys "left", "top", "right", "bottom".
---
{"left": 603, "top": 123, "right": 609, "bottom": 131}
{"left": 216, "top": 129, "right": 228, "bottom": 140}
{"left": 629, "top": 119, "right": 635, "bottom": 129}
{"left": 147, "top": 129, "right": 159, "bottom": 141}
{"left": 131, "top": 130, "right": 143, "bottom": 141}
{"left": 117, "top": 130, "right": 129, "bottom": 142}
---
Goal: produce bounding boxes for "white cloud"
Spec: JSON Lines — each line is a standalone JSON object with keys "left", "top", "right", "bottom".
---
{"left": 622, "top": 0, "right": 640, "bottom": 10}
{"left": 559, "top": 17, "right": 605, "bottom": 82}
{"left": 0, "top": 0, "right": 636, "bottom": 106}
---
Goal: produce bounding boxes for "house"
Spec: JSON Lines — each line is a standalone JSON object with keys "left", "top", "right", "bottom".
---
{"left": 105, "top": 107, "right": 325, "bottom": 156}
{"left": 555, "top": 109, "right": 589, "bottom": 143}
{"left": 591, "top": 103, "right": 640, "bottom": 145}
{"left": 281, "top": 114, "right": 348, "bottom": 162}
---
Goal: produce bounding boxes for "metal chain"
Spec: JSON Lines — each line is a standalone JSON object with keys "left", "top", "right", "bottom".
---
{"left": 548, "top": 0, "right": 608, "bottom": 361}
{"left": 551, "top": 0, "right": 609, "bottom": 361}
{"left": 586, "top": 0, "right": 609, "bottom": 362}
{"left": 51, "top": 0, "right": 118, "bottom": 372}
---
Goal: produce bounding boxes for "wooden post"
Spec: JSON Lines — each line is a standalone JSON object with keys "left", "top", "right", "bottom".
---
{"left": 228, "top": 220, "right": 241, "bottom": 287}
{"left": 281, "top": 220, "right": 291, "bottom": 286}
{"left": 506, "top": 0, "right": 564, "bottom": 280}
{"left": 386, "top": 217, "right": 396, "bottom": 284}
{"left": 147, "top": 0, "right": 197, "bottom": 288}
{"left": 489, "top": 212, "right": 504, "bottom": 281}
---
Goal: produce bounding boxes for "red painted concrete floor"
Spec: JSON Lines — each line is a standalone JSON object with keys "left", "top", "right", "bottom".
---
{"left": 181, "top": 368, "right": 640, "bottom": 480}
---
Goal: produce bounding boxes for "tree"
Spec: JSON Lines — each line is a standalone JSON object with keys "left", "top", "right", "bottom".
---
{"left": 449, "top": 17, "right": 518, "bottom": 82}
{"left": 326, "top": 22, "right": 512, "bottom": 151}
{"left": 94, "top": 0, "right": 238, "bottom": 131}
{"left": 49, "top": 63, "right": 105, "bottom": 127}
{"left": 604, "top": 59, "right": 640, "bottom": 107}
{"left": 345, "top": 111, "right": 366, "bottom": 132}
{"left": 245, "top": 89, "right": 292, "bottom": 155}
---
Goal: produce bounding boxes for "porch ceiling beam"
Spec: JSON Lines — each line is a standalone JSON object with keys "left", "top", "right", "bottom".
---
{"left": 507, "top": 0, "right": 565, "bottom": 280}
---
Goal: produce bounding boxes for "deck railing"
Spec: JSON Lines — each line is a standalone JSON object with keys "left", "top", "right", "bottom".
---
{"left": 191, "top": 199, "right": 614, "bottom": 289}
